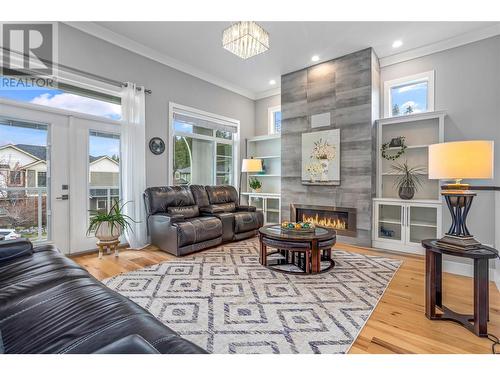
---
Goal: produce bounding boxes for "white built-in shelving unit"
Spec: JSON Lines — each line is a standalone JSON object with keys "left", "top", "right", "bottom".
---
{"left": 373, "top": 111, "right": 445, "bottom": 254}
{"left": 242, "top": 134, "right": 281, "bottom": 224}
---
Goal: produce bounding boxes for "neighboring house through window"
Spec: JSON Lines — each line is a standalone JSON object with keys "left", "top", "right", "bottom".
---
{"left": 170, "top": 104, "right": 239, "bottom": 186}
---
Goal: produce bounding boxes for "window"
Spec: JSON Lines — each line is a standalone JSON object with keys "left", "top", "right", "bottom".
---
{"left": 0, "top": 76, "right": 122, "bottom": 120}
{"left": 170, "top": 105, "right": 238, "bottom": 186}
{"left": 384, "top": 71, "right": 434, "bottom": 118}
{"left": 9, "top": 171, "right": 22, "bottom": 185}
{"left": 268, "top": 106, "right": 282, "bottom": 134}
{"left": 37, "top": 172, "right": 47, "bottom": 187}
{"left": 27, "top": 170, "right": 36, "bottom": 187}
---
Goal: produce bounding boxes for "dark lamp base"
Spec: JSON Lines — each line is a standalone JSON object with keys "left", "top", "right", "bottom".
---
{"left": 436, "top": 234, "right": 481, "bottom": 250}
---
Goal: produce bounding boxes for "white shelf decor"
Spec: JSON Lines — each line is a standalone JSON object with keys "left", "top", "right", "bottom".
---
{"left": 244, "top": 134, "right": 281, "bottom": 224}
{"left": 373, "top": 111, "right": 445, "bottom": 254}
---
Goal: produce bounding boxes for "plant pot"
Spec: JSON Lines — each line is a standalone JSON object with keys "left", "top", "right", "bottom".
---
{"left": 95, "top": 222, "right": 122, "bottom": 242}
{"left": 398, "top": 186, "right": 415, "bottom": 200}
{"left": 251, "top": 188, "right": 262, "bottom": 193}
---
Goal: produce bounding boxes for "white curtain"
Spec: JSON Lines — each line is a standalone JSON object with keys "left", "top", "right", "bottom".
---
{"left": 121, "top": 83, "right": 148, "bottom": 249}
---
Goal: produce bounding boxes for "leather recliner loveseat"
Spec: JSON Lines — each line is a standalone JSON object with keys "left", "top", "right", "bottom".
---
{"left": 144, "top": 185, "right": 263, "bottom": 256}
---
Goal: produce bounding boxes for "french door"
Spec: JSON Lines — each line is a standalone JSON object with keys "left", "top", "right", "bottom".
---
{"left": 0, "top": 100, "right": 121, "bottom": 254}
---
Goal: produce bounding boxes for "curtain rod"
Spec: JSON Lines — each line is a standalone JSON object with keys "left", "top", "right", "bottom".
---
{"left": 1, "top": 47, "right": 152, "bottom": 95}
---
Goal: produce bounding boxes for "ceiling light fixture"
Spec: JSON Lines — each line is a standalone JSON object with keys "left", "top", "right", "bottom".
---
{"left": 222, "top": 21, "right": 270, "bottom": 59}
{"left": 311, "top": 55, "right": 320, "bottom": 62}
{"left": 392, "top": 40, "right": 403, "bottom": 48}
{"left": 269, "top": 79, "right": 276, "bottom": 85}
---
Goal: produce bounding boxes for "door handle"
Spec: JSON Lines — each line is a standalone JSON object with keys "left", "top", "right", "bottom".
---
{"left": 56, "top": 194, "right": 69, "bottom": 200}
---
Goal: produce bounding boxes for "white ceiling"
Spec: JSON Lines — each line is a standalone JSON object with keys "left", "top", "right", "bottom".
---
{"left": 84, "top": 21, "right": 499, "bottom": 99}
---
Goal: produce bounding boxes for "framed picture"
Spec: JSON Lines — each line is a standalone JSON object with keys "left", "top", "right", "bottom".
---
{"left": 301, "top": 129, "right": 340, "bottom": 185}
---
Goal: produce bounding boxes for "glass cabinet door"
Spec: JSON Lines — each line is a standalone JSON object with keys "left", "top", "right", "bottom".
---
{"left": 407, "top": 205, "right": 439, "bottom": 245}
{"left": 376, "top": 203, "right": 404, "bottom": 243}
{"left": 249, "top": 196, "right": 264, "bottom": 211}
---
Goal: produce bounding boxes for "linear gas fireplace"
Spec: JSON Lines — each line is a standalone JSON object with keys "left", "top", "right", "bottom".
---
{"left": 290, "top": 204, "right": 357, "bottom": 237}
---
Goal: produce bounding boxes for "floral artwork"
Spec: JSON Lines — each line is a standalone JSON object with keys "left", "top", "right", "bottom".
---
{"left": 301, "top": 129, "right": 340, "bottom": 185}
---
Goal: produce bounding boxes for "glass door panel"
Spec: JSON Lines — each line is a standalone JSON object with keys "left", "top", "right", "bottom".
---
{"left": 0, "top": 119, "right": 49, "bottom": 242}
{"left": 216, "top": 143, "right": 232, "bottom": 185}
{"left": 249, "top": 196, "right": 264, "bottom": 211}
{"left": 408, "top": 206, "right": 438, "bottom": 244}
{"left": 377, "top": 203, "right": 403, "bottom": 241}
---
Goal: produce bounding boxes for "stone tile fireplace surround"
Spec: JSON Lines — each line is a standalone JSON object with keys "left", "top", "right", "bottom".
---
{"left": 280, "top": 48, "right": 380, "bottom": 246}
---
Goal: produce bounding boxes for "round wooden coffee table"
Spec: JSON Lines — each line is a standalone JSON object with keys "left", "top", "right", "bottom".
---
{"left": 258, "top": 224, "right": 337, "bottom": 274}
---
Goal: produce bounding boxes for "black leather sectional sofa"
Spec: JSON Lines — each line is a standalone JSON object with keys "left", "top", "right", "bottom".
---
{"left": 144, "top": 185, "right": 264, "bottom": 256}
{"left": 0, "top": 239, "right": 206, "bottom": 354}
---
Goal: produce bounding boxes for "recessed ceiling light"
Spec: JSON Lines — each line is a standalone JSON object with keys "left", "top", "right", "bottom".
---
{"left": 392, "top": 40, "right": 403, "bottom": 48}
{"left": 311, "top": 55, "right": 320, "bottom": 62}
{"left": 269, "top": 79, "right": 276, "bottom": 85}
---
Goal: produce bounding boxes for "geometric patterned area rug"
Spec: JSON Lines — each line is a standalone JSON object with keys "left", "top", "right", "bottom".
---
{"left": 104, "top": 238, "right": 402, "bottom": 354}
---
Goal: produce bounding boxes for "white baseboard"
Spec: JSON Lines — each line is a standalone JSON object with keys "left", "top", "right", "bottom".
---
{"left": 443, "top": 259, "right": 497, "bottom": 282}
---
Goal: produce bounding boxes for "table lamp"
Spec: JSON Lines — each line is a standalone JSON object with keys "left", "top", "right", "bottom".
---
{"left": 428, "top": 140, "right": 494, "bottom": 249}
{"left": 239, "top": 158, "right": 263, "bottom": 204}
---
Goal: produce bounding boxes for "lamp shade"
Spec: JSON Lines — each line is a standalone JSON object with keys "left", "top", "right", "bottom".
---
{"left": 428, "top": 140, "right": 494, "bottom": 180}
{"left": 241, "top": 158, "right": 263, "bottom": 173}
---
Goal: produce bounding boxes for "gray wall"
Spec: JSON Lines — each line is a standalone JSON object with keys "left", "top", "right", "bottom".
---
{"left": 254, "top": 94, "right": 281, "bottom": 136}
{"left": 381, "top": 36, "right": 500, "bottom": 279}
{"left": 280, "top": 48, "right": 379, "bottom": 246}
{"left": 380, "top": 35, "right": 500, "bottom": 247}
{"left": 58, "top": 23, "right": 255, "bottom": 187}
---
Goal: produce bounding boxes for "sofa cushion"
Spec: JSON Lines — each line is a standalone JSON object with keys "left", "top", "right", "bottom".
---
{"left": 167, "top": 205, "right": 199, "bottom": 219}
{"left": 144, "top": 186, "right": 196, "bottom": 215}
{"left": 175, "top": 217, "right": 222, "bottom": 247}
{"left": 189, "top": 185, "right": 210, "bottom": 207}
{"left": 205, "top": 185, "right": 238, "bottom": 205}
{"left": 234, "top": 212, "right": 261, "bottom": 233}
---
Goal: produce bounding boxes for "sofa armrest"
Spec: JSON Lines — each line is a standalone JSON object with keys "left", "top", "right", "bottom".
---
{"left": 0, "top": 239, "right": 33, "bottom": 263}
{"left": 93, "top": 334, "right": 160, "bottom": 354}
{"left": 200, "top": 205, "right": 225, "bottom": 214}
{"left": 237, "top": 205, "right": 257, "bottom": 212}
{"left": 153, "top": 212, "right": 185, "bottom": 223}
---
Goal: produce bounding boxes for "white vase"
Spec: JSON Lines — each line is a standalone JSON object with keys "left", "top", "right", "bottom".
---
{"left": 251, "top": 188, "right": 261, "bottom": 193}
{"left": 95, "top": 222, "right": 122, "bottom": 242}
{"left": 320, "top": 160, "right": 329, "bottom": 181}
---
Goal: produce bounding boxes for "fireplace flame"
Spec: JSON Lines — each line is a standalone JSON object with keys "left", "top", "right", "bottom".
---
{"left": 302, "top": 213, "right": 347, "bottom": 230}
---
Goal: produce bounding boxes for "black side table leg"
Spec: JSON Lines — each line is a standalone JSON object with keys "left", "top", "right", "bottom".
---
{"left": 425, "top": 249, "right": 438, "bottom": 319}
{"left": 473, "top": 258, "right": 489, "bottom": 337}
{"left": 435, "top": 252, "right": 442, "bottom": 308}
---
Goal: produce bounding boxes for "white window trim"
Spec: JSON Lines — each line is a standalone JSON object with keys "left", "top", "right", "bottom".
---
{"left": 383, "top": 70, "right": 435, "bottom": 118}
{"left": 268, "top": 105, "right": 281, "bottom": 135}
{"left": 168, "top": 102, "right": 240, "bottom": 187}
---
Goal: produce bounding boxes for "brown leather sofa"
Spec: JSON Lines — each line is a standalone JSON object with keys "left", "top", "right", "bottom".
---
{"left": 144, "top": 185, "right": 263, "bottom": 256}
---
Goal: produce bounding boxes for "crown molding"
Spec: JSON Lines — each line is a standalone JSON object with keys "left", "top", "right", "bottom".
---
{"left": 379, "top": 23, "right": 500, "bottom": 67}
{"left": 63, "top": 22, "right": 257, "bottom": 100}
{"left": 254, "top": 87, "right": 281, "bottom": 100}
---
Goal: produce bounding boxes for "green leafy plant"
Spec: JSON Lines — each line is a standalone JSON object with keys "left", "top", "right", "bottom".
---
{"left": 390, "top": 161, "right": 426, "bottom": 191}
{"left": 248, "top": 177, "right": 262, "bottom": 190}
{"left": 87, "top": 201, "right": 135, "bottom": 236}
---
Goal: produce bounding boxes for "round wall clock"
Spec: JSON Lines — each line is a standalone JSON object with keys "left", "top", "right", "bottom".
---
{"left": 149, "top": 137, "right": 165, "bottom": 155}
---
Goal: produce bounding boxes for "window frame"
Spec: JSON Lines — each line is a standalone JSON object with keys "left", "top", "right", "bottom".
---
{"left": 168, "top": 103, "right": 240, "bottom": 187}
{"left": 268, "top": 105, "right": 282, "bottom": 135}
{"left": 383, "top": 70, "right": 435, "bottom": 118}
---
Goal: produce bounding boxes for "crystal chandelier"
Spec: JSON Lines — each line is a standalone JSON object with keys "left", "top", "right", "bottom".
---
{"left": 222, "top": 21, "right": 269, "bottom": 59}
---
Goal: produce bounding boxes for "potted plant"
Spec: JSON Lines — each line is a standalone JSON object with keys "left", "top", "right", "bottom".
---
{"left": 390, "top": 161, "right": 426, "bottom": 200}
{"left": 87, "top": 201, "right": 135, "bottom": 242}
{"left": 248, "top": 177, "right": 262, "bottom": 193}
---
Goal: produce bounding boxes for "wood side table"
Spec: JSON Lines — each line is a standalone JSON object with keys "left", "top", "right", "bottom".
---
{"left": 422, "top": 239, "right": 498, "bottom": 337}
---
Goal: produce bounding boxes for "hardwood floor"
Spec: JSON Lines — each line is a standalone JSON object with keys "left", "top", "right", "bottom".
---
{"left": 71, "top": 240, "right": 500, "bottom": 354}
